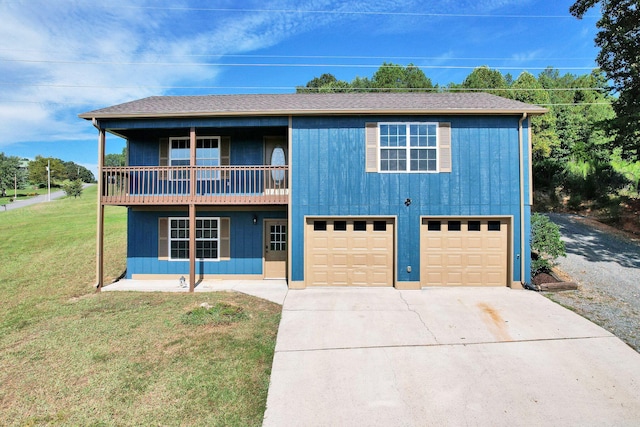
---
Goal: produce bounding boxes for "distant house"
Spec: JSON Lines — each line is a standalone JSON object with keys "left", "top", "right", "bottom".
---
{"left": 80, "top": 93, "right": 546, "bottom": 290}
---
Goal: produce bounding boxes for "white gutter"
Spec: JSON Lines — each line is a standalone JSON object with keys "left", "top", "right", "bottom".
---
{"left": 518, "top": 113, "right": 528, "bottom": 285}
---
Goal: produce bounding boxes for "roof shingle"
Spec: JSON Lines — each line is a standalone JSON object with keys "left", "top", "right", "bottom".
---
{"left": 79, "top": 92, "right": 547, "bottom": 119}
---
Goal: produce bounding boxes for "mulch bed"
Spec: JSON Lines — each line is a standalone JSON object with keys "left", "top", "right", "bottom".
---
{"left": 532, "top": 272, "right": 559, "bottom": 286}
{"left": 532, "top": 270, "right": 578, "bottom": 292}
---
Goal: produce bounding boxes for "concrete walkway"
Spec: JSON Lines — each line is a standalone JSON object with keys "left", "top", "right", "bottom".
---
{"left": 263, "top": 287, "right": 640, "bottom": 426}
{"left": 103, "top": 279, "right": 288, "bottom": 305}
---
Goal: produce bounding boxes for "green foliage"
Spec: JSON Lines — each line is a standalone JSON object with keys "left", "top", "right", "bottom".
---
{"left": 512, "top": 72, "right": 560, "bottom": 161}
{"left": 371, "top": 62, "right": 433, "bottom": 92}
{"left": 62, "top": 179, "right": 84, "bottom": 198}
{"left": 63, "top": 161, "right": 95, "bottom": 182}
{"left": 610, "top": 148, "right": 640, "bottom": 195}
{"left": 460, "top": 66, "right": 508, "bottom": 96}
{"left": 530, "top": 213, "right": 566, "bottom": 275}
{"left": 28, "top": 155, "right": 66, "bottom": 185}
{"left": 296, "top": 63, "right": 432, "bottom": 93}
{"left": 563, "top": 159, "right": 626, "bottom": 200}
{"left": 0, "top": 152, "right": 27, "bottom": 194}
{"left": 571, "top": 0, "right": 640, "bottom": 160}
{"left": 104, "top": 150, "right": 126, "bottom": 167}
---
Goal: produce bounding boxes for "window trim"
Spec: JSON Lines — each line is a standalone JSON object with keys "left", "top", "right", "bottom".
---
{"left": 168, "top": 216, "right": 221, "bottom": 262}
{"left": 378, "top": 122, "right": 439, "bottom": 173}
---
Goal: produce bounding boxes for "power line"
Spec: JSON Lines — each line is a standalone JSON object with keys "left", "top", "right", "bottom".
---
{"left": 0, "top": 58, "right": 597, "bottom": 71}
{"left": 0, "top": 82, "right": 609, "bottom": 91}
{"left": 104, "top": 5, "right": 599, "bottom": 19}
{"left": 0, "top": 48, "right": 598, "bottom": 62}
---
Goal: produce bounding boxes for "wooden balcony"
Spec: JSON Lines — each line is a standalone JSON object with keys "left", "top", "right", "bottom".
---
{"left": 101, "top": 166, "right": 288, "bottom": 205}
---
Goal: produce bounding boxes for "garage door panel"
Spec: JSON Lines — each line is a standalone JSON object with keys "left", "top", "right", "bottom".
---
{"left": 446, "top": 254, "right": 463, "bottom": 267}
{"left": 306, "top": 218, "right": 394, "bottom": 287}
{"left": 351, "top": 254, "right": 368, "bottom": 267}
{"left": 467, "top": 237, "right": 483, "bottom": 250}
{"left": 421, "top": 218, "right": 509, "bottom": 287}
{"left": 333, "top": 254, "right": 348, "bottom": 268}
{"left": 486, "top": 254, "right": 504, "bottom": 267}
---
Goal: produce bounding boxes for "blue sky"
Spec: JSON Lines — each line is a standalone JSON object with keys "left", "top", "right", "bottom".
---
{"left": 0, "top": 0, "right": 600, "bottom": 177}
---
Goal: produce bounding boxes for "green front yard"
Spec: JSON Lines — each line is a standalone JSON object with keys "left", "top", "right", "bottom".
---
{"left": 0, "top": 186, "right": 280, "bottom": 426}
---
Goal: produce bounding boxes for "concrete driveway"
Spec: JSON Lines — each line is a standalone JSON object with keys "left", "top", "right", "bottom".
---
{"left": 263, "top": 287, "right": 640, "bottom": 426}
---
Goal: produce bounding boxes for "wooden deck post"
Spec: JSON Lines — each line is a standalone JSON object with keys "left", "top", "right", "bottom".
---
{"left": 96, "top": 128, "right": 106, "bottom": 291}
{"left": 189, "top": 203, "right": 196, "bottom": 292}
{"left": 189, "top": 127, "right": 196, "bottom": 292}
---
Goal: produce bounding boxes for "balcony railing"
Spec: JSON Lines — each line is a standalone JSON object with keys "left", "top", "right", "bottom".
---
{"left": 101, "top": 166, "right": 288, "bottom": 205}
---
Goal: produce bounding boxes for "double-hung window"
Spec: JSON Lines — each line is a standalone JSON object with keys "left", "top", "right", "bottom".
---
{"left": 168, "top": 217, "right": 220, "bottom": 261}
{"left": 169, "top": 136, "right": 221, "bottom": 182}
{"left": 196, "top": 137, "right": 220, "bottom": 180}
{"left": 379, "top": 123, "right": 438, "bottom": 172}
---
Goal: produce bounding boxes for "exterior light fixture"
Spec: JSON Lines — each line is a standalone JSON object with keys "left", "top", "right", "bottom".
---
{"left": 404, "top": 198, "right": 412, "bottom": 206}
{"left": 253, "top": 214, "right": 258, "bottom": 225}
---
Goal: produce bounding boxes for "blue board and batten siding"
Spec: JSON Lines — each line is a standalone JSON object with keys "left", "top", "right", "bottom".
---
{"left": 129, "top": 135, "right": 271, "bottom": 167}
{"left": 119, "top": 112, "right": 532, "bottom": 285}
{"left": 126, "top": 209, "right": 286, "bottom": 278}
{"left": 290, "top": 115, "right": 532, "bottom": 285}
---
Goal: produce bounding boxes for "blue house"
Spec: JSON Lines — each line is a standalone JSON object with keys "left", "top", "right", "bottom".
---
{"left": 80, "top": 93, "right": 546, "bottom": 290}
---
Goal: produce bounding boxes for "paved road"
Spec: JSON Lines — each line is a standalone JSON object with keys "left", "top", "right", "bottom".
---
{"left": 547, "top": 213, "right": 640, "bottom": 351}
{"left": 1, "top": 184, "right": 93, "bottom": 212}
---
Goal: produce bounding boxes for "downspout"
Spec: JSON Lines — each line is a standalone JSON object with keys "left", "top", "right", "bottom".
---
{"left": 518, "top": 113, "right": 528, "bottom": 286}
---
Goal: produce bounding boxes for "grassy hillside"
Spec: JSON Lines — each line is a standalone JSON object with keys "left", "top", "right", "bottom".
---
{"left": 0, "top": 186, "right": 280, "bottom": 426}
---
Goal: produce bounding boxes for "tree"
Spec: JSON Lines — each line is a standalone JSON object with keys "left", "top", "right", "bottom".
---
{"left": 511, "top": 72, "right": 560, "bottom": 160}
{"left": 28, "top": 156, "right": 66, "bottom": 186}
{"left": 63, "top": 161, "right": 96, "bottom": 183}
{"left": 371, "top": 62, "right": 433, "bottom": 92}
{"left": 0, "top": 153, "right": 26, "bottom": 196}
{"left": 62, "top": 179, "right": 84, "bottom": 198}
{"left": 105, "top": 147, "right": 127, "bottom": 167}
{"left": 296, "top": 73, "right": 351, "bottom": 93}
{"left": 298, "top": 63, "right": 434, "bottom": 94}
{"left": 460, "top": 66, "right": 509, "bottom": 96}
{"left": 571, "top": 0, "right": 640, "bottom": 160}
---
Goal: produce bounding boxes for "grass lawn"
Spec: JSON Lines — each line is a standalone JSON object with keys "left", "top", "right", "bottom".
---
{"left": 0, "top": 186, "right": 281, "bottom": 426}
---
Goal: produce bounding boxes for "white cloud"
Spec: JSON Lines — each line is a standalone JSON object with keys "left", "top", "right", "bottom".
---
{"left": 0, "top": 0, "right": 381, "bottom": 147}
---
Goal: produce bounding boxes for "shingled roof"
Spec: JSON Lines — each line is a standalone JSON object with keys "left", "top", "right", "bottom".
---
{"left": 79, "top": 92, "right": 547, "bottom": 119}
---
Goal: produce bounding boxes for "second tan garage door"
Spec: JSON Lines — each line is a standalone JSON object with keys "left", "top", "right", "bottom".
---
{"left": 421, "top": 217, "right": 509, "bottom": 287}
{"left": 306, "top": 218, "right": 394, "bottom": 287}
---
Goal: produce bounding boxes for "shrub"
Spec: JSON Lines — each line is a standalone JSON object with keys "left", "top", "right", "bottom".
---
{"left": 530, "top": 213, "right": 566, "bottom": 276}
{"left": 62, "top": 179, "right": 83, "bottom": 198}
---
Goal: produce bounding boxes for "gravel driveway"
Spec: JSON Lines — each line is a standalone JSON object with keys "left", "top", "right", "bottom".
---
{"left": 546, "top": 213, "right": 640, "bottom": 352}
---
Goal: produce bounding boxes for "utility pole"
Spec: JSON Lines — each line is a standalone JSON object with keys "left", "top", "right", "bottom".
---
{"left": 47, "top": 159, "right": 51, "bottom": 202}
{"left": 14, "top": 173, "right": 17, "bottom": 199}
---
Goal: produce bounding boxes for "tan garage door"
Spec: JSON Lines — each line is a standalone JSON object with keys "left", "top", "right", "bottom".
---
{"left": 420, "top": 218, "right": 509, "bottom": 287}
{"left": 306, "top": 218, "right": 394, "bottom": 287}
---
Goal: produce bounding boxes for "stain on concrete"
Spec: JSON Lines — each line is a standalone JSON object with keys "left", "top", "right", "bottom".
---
{"left": 478, "top": 302, "right": 512, "bottom": 341}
